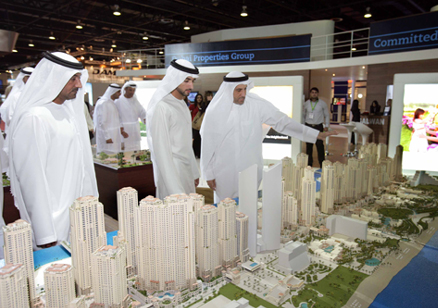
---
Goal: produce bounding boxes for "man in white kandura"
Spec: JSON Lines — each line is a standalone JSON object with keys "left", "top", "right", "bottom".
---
{"left": 7, "top": 51, "right": 98, "bottom": 248}
{"left": 115, "top": 82, "right": 146, "bottom": 151}
{"left": 201, "top": 72, "right": 337, "bottom": 202}
{"left": 94, "top": 84, "right": 129, "bottom": 154}
{"left": 147, "top": 59, "right": 200, "bottom": 199}
{"left": 0, "top": 67, "right": 34, "bottom": 129}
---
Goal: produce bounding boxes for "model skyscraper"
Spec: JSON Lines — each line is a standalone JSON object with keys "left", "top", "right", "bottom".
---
{"left": 236, "top": 212, "right": 250, "bottom": 263}
{"left": 3, "top": 219, "right": 36, "bottom": 306}
{"left": 44, "top": 264, "right": 75, "bottom": 308}
{"left": 301, "top": 166, "right": 316, "bottom": 226}
{"left": 70, "top": 196, "right": 107, "bottom": 295}
{"left": 321, "top": 160, "right": 335, "bottom": 214}
{"left": 0, "top": 263, "right": 29, "bottom": 308}
{"left": 136, "top": 194, "right": 197, "bottom": 291}
{"left": 218, "top": 198, "right": 238, "bottom": 269}
{"left": 91, "top": 245, "right": 128, "bottom": 307}
{"left": 196, "top": 204, "right": 221, "bottom": 281}
{"left": 116, "top": 187, "right": 139, "bottom": 277}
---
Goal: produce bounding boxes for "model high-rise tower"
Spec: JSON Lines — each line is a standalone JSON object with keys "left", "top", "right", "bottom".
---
{"left": 44, "top": 264, "right": 75, "bottom": 308}
{"left": 236, "top": 212, "right": 250, "bottom": 263}
{"left": 91, "top": 245, "right": 128, "bottom": 308}
{"left": 296, "top": 152, "right": 308, "bottom": 170}
{"left": 0, "top": 263, "right": 29, "bottom": 308}
{"left": 333, "top": 162, "right": 345, "bottom": 203}
{"left": 283, "top": 191, "right": 298, "bottom": 229}
{"left": 136, "top": 194, "right": 197, "bottom": 291}
{"left": 116, "top": 187, "right": 139, "bottom": 276}
{"left": 3, "top": 219, "right": 35, "bottom": 306}
{"left": 282, "top": 157, "right": 294, "bottom": 192}
{"left": 70, "top": 196, "right": 107, "bottom": 295}
{"left": 218, "top": 198, "right": 238, "bottom": 269}
{"left": 301, "top": 167, "right": 316, "bottom": 226}
{"left": 346, "top": 158, "right": 361, "bottom": 201}
{"left": 196, "top": 204, "right": 221, "bottom": 281}
{"left": 190, "top": 193, "right": 205, "bottom": 213}
{"left": 320, "top": 160, "right": 335, "bottom": 214}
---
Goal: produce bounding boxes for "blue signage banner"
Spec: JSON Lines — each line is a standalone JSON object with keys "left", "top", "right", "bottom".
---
{"left": 369, "top": 11, "right": 438, "bottom": 55}
{"left": 165, "top": 35, "right": 311, "bottom": 67}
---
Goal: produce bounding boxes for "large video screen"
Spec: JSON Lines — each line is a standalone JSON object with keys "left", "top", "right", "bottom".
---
{"left": 401, "top": 83, "right": 438, "bottom": 171}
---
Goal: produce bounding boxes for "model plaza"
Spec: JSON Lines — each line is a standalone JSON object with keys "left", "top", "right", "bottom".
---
{"left": 3, "top": 140, "right": 438, "bottom": 308}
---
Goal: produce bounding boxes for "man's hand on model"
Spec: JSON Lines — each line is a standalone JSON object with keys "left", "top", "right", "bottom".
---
{"left": 194, "top": 178, "right": 200, "bottom": 187}
{"left": 38, "top": 241, "right": 57, "bottom": 249}
{"left": 120, "top": 128, "right": 129, "bottom": 138}
{"left": 317, "top": 130, "right": 338, "bottom": 140}
{"left": 106, "top": 138, "right": 113, "bottom": 144}
{"left": 207, "top": 179, "right": 216, "bottom": 191}
{"left": 323, "top": 127, "right": 328, "bottom": 132}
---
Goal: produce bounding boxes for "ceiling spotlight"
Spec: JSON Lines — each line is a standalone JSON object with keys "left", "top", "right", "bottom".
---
{"left": 12, "top": 49, "right": 18, "bottom": 53}
{"left": 142, "top": 36, "right": 149, "bottom": 40}
{"left": 80, "top": 56, "right": 85, "bottom": 60}
{"left": 137, "top": 59, "right": 142, "bottom": 63}
{"left": 351, "top": 47, "right": 357, "bottom": 51}
{"left": 28, "top": 43, "right": 35, "bottom": 47}
{"left": 112, "top": 40, "right": 117, "bottom": 48}
{"left": 113, "top": 4, "right": 121, "bottom": 16}
{"left": 183, "top": 21, "right": 190, "bottom": 30}
{"left": 362, "top": 66, "right": 366, "bottom": 69}
{"left": 159, "top": 50, "right": 164, "bottom": 54}
{"left": 332, "top": 73, "right": 336, "bottom": 77}
{"left": 49, "top": 32, "right": 56, "bottom": 40}
{"left": 89, "top": 56, "right": 94, "bottom": 61}
{"left": 364, "top": 7, "right": 372, "bottom": 18}
{"left": 241, "top": 5, "right": 248, "bottom": 17}
{"left": 126, "top": 59, "right": 131, "bottom": 63}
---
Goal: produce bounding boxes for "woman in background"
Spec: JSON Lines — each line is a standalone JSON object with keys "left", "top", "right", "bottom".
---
{"left": 370, "top": 100, "right": 381, "bottom": 115}
{"left": 191, "top": 93, "right": 204, "bottom": 158}
{"left": 409, "top": 108, "right": 428, "bottom": 152}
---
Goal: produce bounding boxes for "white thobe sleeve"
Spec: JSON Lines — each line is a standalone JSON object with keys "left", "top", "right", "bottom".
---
{"left": 12, "top": 114, "right": 57, "bottom": 245}
{"left": 99, "top": 104, "right": 111, "bottom": 140}
{"left": 150, "top": 104, "right": 186, "bottom": 194}
{"left": 135, "top": 100, "right": 147, "bottom": 123}
{"left": 260, "top": 100, "right": 319, "bottom": 143}
{"left": 190, "top": 149, "right": 200, "bottom": 180}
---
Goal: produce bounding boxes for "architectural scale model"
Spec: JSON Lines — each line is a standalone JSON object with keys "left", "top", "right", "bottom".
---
{"left": 2, "top": 141, "right": 438, "bottom": 308}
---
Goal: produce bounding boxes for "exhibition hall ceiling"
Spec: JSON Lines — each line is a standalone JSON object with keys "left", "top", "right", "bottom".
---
{"left": 0, "top": 0, "right": 437, "bottom": 70}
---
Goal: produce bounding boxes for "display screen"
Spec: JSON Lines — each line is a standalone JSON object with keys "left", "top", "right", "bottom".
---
{"left": 187, "top": 91, "right": 198, "bottom": 103}
{"left": 401, "top": 83, "right": 438, "bottom": 171}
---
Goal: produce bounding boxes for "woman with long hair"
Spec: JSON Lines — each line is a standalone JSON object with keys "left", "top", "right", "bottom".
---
{"left": 409, "top": 108, "right": 428, "bottom": 152}
{"left": 191, "top": 93, "right": 204, "bottom": 158}
{"left": 350, "top": 99, "right": 360, "bottom": 144}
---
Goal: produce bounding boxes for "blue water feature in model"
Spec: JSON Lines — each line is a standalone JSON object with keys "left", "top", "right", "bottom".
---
{"left": 369, "top": 230, "right": 438, "bottom": 308}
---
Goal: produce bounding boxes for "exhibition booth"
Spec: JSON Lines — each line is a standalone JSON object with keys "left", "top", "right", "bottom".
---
{"left": 3, "top": 9, "right": 438, "bottom": 308}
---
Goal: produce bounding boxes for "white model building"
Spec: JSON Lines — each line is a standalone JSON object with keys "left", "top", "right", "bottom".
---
{"left": 3, "top": 219, "right": 36, "bottom": 306}
{"left": 190, "top": 192, "right": 205, "bottom": 213}
{"left": 0, "top": 263, "right": 29, "bottom": 308}
{"left": 196, "top": 204, "right": 221, "bottom": 281}
{"left": 377, "top": 143, "right": 387, "bottom": 161}
{"left": 320, "top": 160, "right": 335, "bottom": 214}
{"left": 236, "top": 212, "right": 250, "bottom": 263}
{"left": 345, "top": 158, "right": 361, "bottom": 201}
{"left": 326, "top": 215, "right": 368, "bottom": 240}
{"left": 301, "top": 166, "right": 316, "bottom": 226}
{"left": 277, "top": 241, "right": 310, "bottom": 274}
{"left": 91, "top": 245, "right": 128, "bottom": 308}
{"left": 44, "top": 264, "right": 75, "bottom": 308}
{"left": 218, "top": 198, "right": 238, "bottom": 269}
{"left": 283, "top": 191, "right": 298, "bottom": 229}
{"left": 392, "top": 145, "right": 403, "bottom": 181}
{"left": 116, "top": 187, "right": 139, "bottom": 276}
{"left": 333, "top": 161, "right": 345, "bottom": 203}
{"left": 70, "top": 196, "right": 107, "bottom": 295}
{"left": 136, "top": 195, "right": 197, "bottom": 291}
{"left": 296, "top": 152, "right": 308, "bottom": 170}
{"left": 282, "top": 157, "right": 294, "bottom": 192}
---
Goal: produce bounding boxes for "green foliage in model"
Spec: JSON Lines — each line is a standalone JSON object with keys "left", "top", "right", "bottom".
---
{"left": 219, "top": 283, "right": 278, "bottom": 308}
